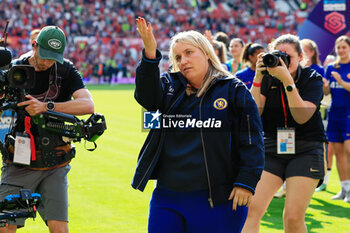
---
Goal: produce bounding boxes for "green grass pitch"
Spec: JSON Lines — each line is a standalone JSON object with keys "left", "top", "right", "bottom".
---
{"left": 10, "top": 84, "right": 350, "bottom": 232}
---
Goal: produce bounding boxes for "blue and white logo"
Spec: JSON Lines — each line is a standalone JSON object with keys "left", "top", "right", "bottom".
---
{"left": 143, "top": 110, "right": 162, "bottom": 129}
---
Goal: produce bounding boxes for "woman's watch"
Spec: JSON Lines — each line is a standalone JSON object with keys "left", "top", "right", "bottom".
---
{"left": 285, "top": 83, "right": 296, "bottom": 92}
{"left": 46, "top": 101, "right": 55, "bottom": 111}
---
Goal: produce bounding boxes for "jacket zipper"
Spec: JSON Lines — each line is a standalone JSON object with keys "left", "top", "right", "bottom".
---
{"left": 135, "top": 90, "right": 186, "bottom": 190}
{"left": 247, "top": 114, "right": 252, "bottom": 144}
{"left": 199, "top": 84, "right": 215, "bottom": 208}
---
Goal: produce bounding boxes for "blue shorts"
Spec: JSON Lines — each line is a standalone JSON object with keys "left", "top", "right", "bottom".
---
{"left": 148, "top": 186, "right": 248, "bottom": 233}
{"left": 326, "top": 110, "right": 350, "bottom": 143}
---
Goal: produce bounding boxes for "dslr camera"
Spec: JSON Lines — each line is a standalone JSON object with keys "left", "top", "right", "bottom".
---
{"left": 262, "top": 50, "right": 290, "bottom": 68}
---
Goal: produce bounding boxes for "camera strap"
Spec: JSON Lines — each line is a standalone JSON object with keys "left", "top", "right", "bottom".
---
{"left": 280, "top": 86, "right": 288, "bottom": 128}
{"left": 277, "top": 86, "right": 296, "bottom": 154}
{"left": 24, "top": 116, "right": 36, "bottom": 161}
{"left": 30, "top": 63, "right": 62, "bottom": 102}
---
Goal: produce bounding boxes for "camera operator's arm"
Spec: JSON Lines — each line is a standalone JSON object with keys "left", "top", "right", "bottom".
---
{"left": 250, "top": 53, "right": 267, "bottom": 115}
{"left": 17, "top": 88, "right": 94, "bottom": 116}
{"left": 267, "top": 58, "right": 316, "bottom": 124}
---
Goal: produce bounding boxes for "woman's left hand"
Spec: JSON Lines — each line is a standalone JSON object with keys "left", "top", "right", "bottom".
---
{"left": 228, "top": 187, "right": 252, "bottom": 211}
{"left": 266, "top": 57, "right": 293, "bottom": 84}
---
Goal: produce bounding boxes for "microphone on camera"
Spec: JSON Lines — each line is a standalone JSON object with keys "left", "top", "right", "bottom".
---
{"left": 0, "top": 47, "right": 12, "bottom": 68}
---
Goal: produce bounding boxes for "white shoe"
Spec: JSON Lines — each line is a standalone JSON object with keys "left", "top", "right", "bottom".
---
{"left": 315, "top": 183, "right": 327, "bottom": 192}
{"left": 344, "top": 190, "right": 350, "bottom": 203}
{"left": 274, "top": 188, "right": 286, "bottom": 198}
{"left": 331, "top": 189, "right": 346, "bottom": 200}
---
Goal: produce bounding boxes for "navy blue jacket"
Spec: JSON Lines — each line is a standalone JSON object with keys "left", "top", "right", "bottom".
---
{"left": 132, "top": 50, "right": 264, "bottom": 206}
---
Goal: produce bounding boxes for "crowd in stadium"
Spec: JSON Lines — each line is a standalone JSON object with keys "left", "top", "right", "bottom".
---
{"left": 1, "top": 0, "right": 319, "bottom": 83}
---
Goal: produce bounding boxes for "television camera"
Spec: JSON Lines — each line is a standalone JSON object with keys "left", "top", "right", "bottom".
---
{"left": 0, "top": 21, "right": 106, "bottom": 151}
{"left": 0, "top": 22, "right": 36, "bottom": 110}
{"left": 0, "top": 189, "right": 41, "bottom": 227}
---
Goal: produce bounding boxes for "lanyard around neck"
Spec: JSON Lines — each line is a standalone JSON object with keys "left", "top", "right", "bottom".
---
{"left": 280, "top": 86, "right": 288, "bottom": 128}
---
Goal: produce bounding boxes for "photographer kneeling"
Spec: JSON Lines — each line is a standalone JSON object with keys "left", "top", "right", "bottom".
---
{"left": 0, "top": 26, "right": 94, "bottom": 233}
{"left": 242, "top": 34, "right": 327, "bottom": 233}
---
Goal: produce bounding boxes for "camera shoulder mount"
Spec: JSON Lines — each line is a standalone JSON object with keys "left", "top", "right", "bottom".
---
{"left": 32, "top": 111, "right": 107, "bottom": 151}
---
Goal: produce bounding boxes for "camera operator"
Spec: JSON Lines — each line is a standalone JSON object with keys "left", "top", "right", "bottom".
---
{"left": 242, "top": 34, "right": 326, "bottom": 233}
{"left": 0, "top": 26, "right": 94, "bottom": 233}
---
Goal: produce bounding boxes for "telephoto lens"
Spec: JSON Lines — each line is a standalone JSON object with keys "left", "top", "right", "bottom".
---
{"left": 262, "top": 50, "right": 291, "bottom": 68}
{"left": 262, "top": 53, "right": 280, "bottom": 67}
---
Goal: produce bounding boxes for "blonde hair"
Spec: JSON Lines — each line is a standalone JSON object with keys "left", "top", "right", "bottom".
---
{"left": 169, "top": 30, "right": 231, "bottom": 97}
{"left": 334, "top": 35, "right": 350, "bottom": 69}
{"left": 300, "top": 38, "right": 321, "bottom": 65}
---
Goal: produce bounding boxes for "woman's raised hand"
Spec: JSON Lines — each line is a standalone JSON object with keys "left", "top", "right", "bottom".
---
{"left": 136, "top": 17, "right": 157, "bottom": 59}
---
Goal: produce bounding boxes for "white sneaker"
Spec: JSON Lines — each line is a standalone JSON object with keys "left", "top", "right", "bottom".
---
{"left": 315, "top": 183, "right": 327, "bottom": 192}
{"left": 331, "top": 189, "right": 346, "bottom": 200}
{"left": 274, "top": 188, "right": 286, "bottom": 198}
{"left": 344, "top": 190, "right": 350, "bottom": 203}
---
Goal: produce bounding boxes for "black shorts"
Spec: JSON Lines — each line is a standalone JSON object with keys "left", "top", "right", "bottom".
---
{"left": 264, "top": 140, "right": 326, "bottom": 183}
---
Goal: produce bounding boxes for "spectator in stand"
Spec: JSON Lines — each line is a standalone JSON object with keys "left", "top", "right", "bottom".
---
{"left": 2, "top": 0, "right": 321, "bottom": 82}
{"left": 323, "top": 35, "right": 350, "bottom": 202}
{"left": 243, "top": 34, "right": 327, "bottom": 233}
{"left": 226, "top": 38, "right": 245, "bottom": 74}
{"left": 235, "top": 43, "right": 265, "bottom": 89}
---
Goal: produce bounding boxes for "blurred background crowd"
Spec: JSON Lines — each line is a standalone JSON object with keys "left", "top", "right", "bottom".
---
{"left": 0, "top": 0, "right": 326, "bottom": 84}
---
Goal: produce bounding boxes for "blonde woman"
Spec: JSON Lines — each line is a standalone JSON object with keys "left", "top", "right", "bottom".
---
{"left": 132, "top": 17, "right": 264, "bottom": 233}
{"left": 323, "top": 35, "right": 350, "bottom": 202}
